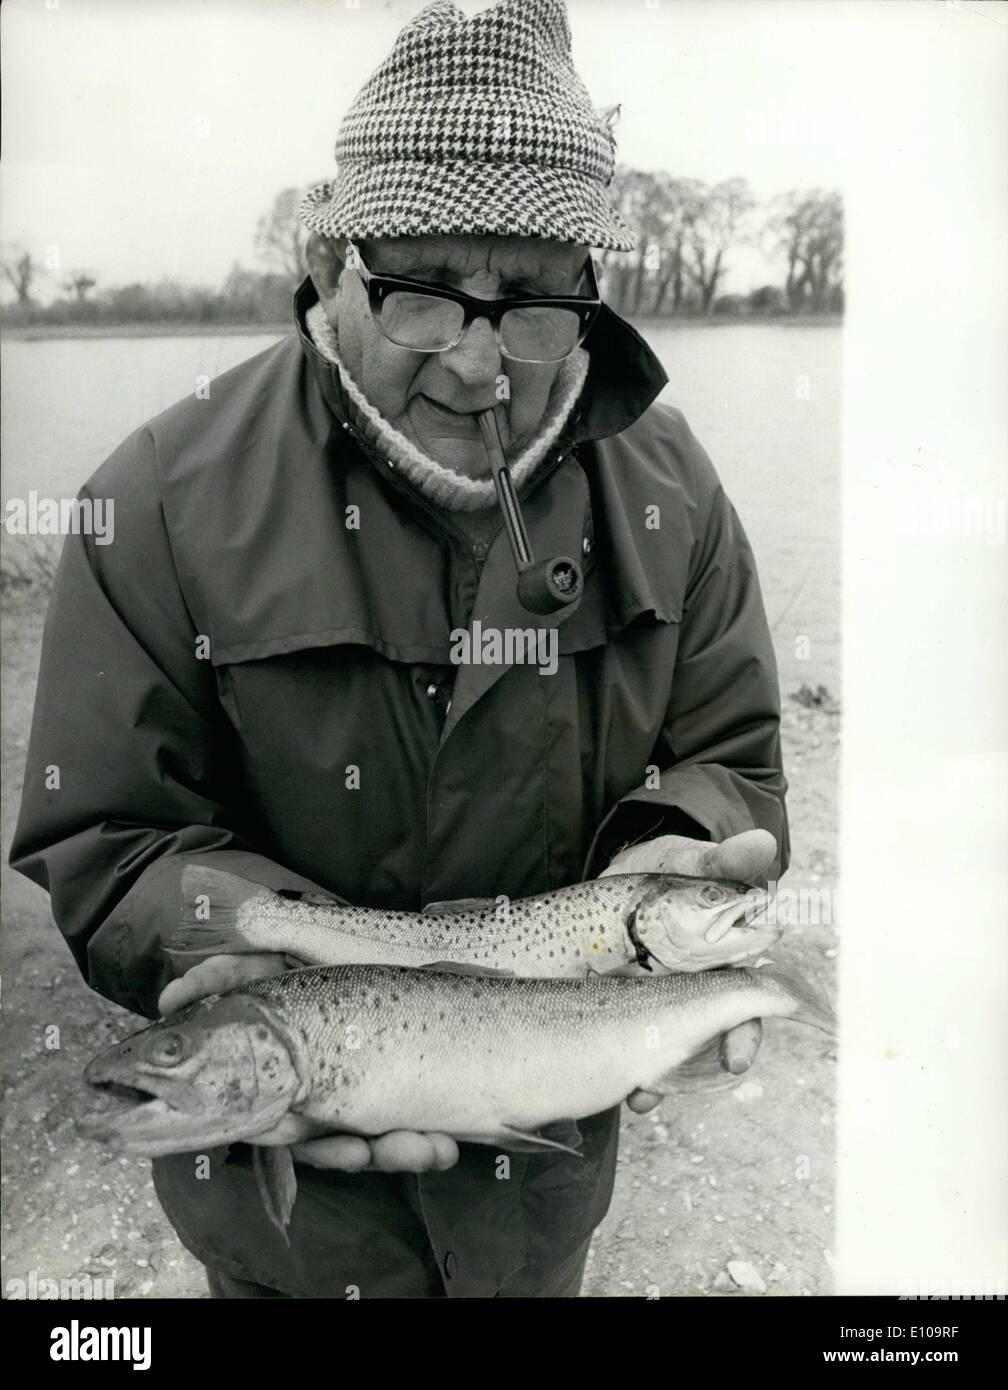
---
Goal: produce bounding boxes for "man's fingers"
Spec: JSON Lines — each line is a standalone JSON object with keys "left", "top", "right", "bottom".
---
{"left": 290, "top": 1135, "right": 373, "bottom": 1171}
{"left": 289, "top": 1131, "right": 459, "bottom": 1172}
{"left": 702, "top": 829, "right": 777, "bottom": 884}
{"left": 601, "top": 834, "right": 708, "bottom": 878}
{"left": 158, "top": 953, "right": 287, "bottom": 1015}
{"left": 720, "top": 1018, "right": 763, "bottom": 1074}
{"left": 602, "top": 828, "right": 778, "bottom": 883}
{"left": 626, "top": 1088, "right": 664, "bottom": 1114}
{"left": 369, "top": 1131, "right": 459, "bottom": 1172}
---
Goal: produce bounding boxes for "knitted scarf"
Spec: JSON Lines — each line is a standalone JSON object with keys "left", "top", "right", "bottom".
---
{"left": 306, "top": 301, "right": 588, "bottom": 513}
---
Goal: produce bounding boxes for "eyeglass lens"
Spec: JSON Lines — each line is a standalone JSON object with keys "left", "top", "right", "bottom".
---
{"left": 378, "top": 291, "right": 582, "bottom": 362}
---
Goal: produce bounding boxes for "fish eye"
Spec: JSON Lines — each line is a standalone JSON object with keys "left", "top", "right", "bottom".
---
{"left": 699, "top": 884, "right": 728, "bottom": 906}
{"left": 151, "top": 1033, "right": 185, "bottom": 1067}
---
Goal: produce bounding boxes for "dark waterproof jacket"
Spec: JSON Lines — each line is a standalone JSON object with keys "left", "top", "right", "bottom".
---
{"left": 11, "top": 280, "right": 789, "bottom": 1297}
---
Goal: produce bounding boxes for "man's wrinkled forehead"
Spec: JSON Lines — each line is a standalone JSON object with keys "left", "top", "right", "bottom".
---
{"left": 359, "top": 234, "right": 589, "bottom": 291}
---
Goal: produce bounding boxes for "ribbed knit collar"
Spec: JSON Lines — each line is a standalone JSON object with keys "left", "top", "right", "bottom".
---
{"left": 305, "top": 300, "right": 589, "bottom": 514}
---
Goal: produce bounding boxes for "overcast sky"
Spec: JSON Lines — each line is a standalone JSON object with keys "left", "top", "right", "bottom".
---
{"left": 2, "top": 0, "right": 851, "bottom": 296}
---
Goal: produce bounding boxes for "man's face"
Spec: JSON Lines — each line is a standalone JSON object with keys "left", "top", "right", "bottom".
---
{"left": 309, "top": 233, "right": 590, "bottom": 479}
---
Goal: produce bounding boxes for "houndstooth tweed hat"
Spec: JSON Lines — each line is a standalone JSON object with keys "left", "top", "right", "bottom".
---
{"left": 300, "top": 0, "right": 635, "bottom": 251}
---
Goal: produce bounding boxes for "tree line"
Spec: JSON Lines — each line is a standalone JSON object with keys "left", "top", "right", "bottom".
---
{"left": 600, "top": 170, "right": 843, "bottom": 317}
{"left": 0, "top": 175, "right": 842, "bottom": 329}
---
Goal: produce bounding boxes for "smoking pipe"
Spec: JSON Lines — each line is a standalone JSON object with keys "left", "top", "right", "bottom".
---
{"left": 477, "top": 409, "right": 583, "bottom": 615}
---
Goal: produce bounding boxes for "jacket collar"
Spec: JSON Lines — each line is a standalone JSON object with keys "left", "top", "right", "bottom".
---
{"left": 292, "top": 277, "right": 668, "bottom": 446}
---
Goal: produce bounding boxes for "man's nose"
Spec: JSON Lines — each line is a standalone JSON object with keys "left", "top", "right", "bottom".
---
{"left": 440, "top": 315, "right": 501, "bottom": 389}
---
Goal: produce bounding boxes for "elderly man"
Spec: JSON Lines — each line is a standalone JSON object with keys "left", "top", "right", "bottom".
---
{"left": 11, "top": 0, "right": 787, "bottom": 1298}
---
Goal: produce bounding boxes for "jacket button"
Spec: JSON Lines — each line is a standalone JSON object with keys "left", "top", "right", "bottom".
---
{"left": 426, "top": 683, "right": 438, "bottom": 699}
{"left": 444, "top": 1251, "right": 457, "bottom": 1279}
{"left": 582, "top": 536, "right": 592, "bottom": 556}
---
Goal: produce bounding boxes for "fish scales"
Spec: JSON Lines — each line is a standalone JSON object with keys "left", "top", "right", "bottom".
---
{"left": 257, "top": 877, "right": 640, "bottom": 968}
{"left": 242, "top": 964, "right": 821, "bottom": 1140}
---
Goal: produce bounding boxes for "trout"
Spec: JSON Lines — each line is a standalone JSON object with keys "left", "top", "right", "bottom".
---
{"left": 80, "top": 962, "right": 834, "bottom": 1238}
{"left": 166, "top": 864, "right": 780, "bottom": 977}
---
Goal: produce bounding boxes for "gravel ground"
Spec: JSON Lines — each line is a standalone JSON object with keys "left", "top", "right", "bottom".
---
{"left": 1, "top": 587, "right": 838, "bottom": 1298}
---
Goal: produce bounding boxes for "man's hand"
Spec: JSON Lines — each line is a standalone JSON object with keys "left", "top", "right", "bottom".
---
{"left": 158, "top": 952, "right": 292, "bottom": 1015}
{"left": 157, "top": 954, "right": 460, "bottom": 1174}
{"left": 601, "top": 828, "right": 778, "bottom": 1113}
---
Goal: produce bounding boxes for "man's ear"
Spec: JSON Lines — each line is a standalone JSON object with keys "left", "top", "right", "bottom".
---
{"left": 306, "top": 233, "right": 346, "bottom": 302}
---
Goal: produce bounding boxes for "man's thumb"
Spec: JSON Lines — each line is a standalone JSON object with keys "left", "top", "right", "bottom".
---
{"left": 706, "top": 828, "right": 777, "bottom": 883}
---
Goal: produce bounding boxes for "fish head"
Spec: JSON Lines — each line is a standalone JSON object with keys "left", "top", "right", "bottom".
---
{"left": 632, "top": 876, "right": 782, "bottom": 971}
{"left": 79, "top": 993, "right": 305, "bottom": 1156}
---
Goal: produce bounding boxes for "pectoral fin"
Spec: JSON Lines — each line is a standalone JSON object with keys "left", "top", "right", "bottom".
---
{"left": 488, "top": 1120, "right": 583, "bottom": 1156}
{"left": 422, "top": 898, "right": 498, "bottom": 915}
{"left": 642, "top": 1037, "right": 748, "bottom": 1096}
{"left": 252, "top": 1143, "right": 297, "bottom": 1244}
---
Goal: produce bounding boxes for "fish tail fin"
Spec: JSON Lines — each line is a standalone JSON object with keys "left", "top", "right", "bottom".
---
{"left": 165, "top": 865, "right": 274, "bottom": 958}
{"left": 759, "top": 964, "right": 837, "bottom": 1039}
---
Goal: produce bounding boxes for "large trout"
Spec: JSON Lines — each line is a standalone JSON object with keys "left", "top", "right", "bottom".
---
{"left": 81, "top": 962, "right": 834, "bottom": 1238}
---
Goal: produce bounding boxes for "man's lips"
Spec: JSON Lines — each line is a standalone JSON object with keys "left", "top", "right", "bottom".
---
{"left": 409, "top": 394, "right": 494, "bottom": 441}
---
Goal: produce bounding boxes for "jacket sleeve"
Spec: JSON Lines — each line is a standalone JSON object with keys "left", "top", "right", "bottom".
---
{"left": 584, "top": 427, "right": 790, "bottom": 884}
{"left": 9, "top": 427, "right": 326, "bottom": 1020}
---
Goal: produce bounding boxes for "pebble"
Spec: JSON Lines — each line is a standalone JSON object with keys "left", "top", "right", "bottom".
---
{"left": 727, "top": 1260, "right": 767, "bottom": 1293}
{"left": 713, "top": 1271, "right": 735, "bottom": 1292}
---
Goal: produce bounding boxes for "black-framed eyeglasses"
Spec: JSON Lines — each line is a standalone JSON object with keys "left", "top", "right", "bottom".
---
{"left": 345, "top": 240, "right": 601, "bottom": 364}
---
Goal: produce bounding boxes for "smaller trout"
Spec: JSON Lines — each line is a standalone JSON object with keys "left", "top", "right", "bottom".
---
{"left": 166, "top": 865, "right": 780, "bottom": 977}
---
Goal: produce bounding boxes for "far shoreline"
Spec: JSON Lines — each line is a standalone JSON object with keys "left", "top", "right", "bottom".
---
{"left": 1, "top": 322, "right": 291, "bottom": 342}
{"left": 2, "top": 313, "right": 843, "bottom": 342}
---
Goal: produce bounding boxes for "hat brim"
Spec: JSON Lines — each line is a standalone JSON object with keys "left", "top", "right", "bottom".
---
{"left": 300, "top": 160, "right": 636, "bottom": 253}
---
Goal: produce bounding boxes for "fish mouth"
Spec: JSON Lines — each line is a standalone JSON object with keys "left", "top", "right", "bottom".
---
{"left": 703, "top": 890, "right": 773, "bottom": 945}
{"left": 79, "top": 1063, "right": 226, "bottom": 1155}
{"left": 643, "top": 890, "right": 783, "bottom": 972}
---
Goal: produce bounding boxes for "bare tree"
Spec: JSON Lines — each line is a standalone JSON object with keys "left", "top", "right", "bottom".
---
{"left": 1, "top": 247, "right": 38, "bottom": 305}
{"left": 682, "top": 178, "right": 755, "bottom": 314}
{"left": 64, "top": 271, "right": 98, "bottom": 303}
{"left": 622, "top": 169, "right": 669, "bottom": 315}
{"left": 598, "top": 164, "right": 647, "bottom": 309}
{"left": 767, "top": 189, "right": 844, "bottom": 311}
{"left": 651, "top": 177, "right": 706, "bottom": 315}
{"left": 255, "top": 187, "right": 311, "bottom": 282}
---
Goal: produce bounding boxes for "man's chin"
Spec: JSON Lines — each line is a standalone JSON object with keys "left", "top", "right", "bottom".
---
{"left": 400, "top": 425, "right": 492, "bottom": 480}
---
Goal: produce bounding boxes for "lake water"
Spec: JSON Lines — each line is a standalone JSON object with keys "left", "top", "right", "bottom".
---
{"left": 1, "top": 323, "right": 841, "bottom": 692}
